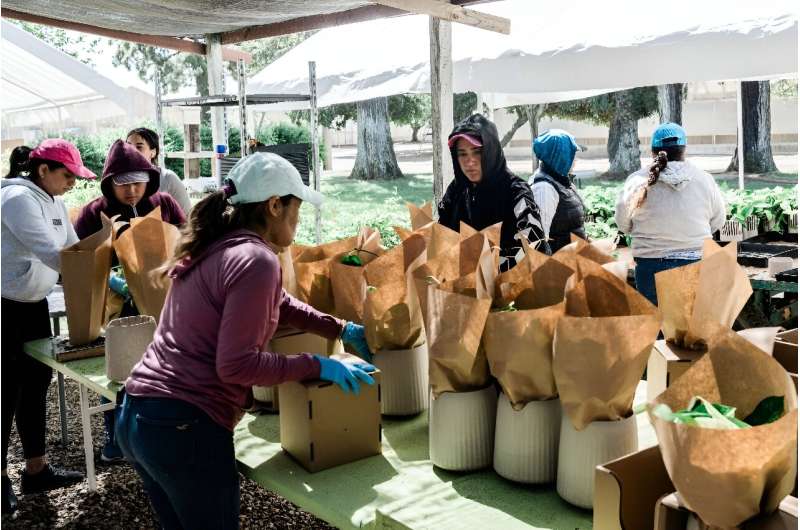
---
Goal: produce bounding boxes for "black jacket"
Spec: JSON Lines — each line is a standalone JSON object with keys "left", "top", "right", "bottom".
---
{"left": 438, "top": 114, "right": 550, "bottom": 259}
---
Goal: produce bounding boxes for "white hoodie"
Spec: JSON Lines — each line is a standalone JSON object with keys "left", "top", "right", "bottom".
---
{"left": 1, "top": 178, "right": 78, "bottom": 302}
{"left": 615, "top": 161, "right": 726, "bottom": 259}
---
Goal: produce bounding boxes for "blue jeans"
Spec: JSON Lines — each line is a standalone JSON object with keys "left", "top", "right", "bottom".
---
{"left": 634, "top": 257, "right": 699, "bottom": 306}
{"left": 115, "top": 394, "right": 239, "bottom": 530}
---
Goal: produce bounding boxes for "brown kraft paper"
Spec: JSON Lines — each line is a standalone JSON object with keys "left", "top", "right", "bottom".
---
{"left": 648, "top": 326, "right": 798, "bottom": 529}
{"left": 292, "top": 236, "right": 358, "bottom": 313}
{"left": 61, "top": 213, "right": 114, "bottom": 345}
{"left": 113, "top": 208, "right": 180, "bottom": 322}
{"left": 407, "top": 201, "right": 433, "bottom": 231}
{"left": 484, "top": 302, "right": 565, "bottom": 407}
{"left": 330, "top": 227, "right": 384, "bottom": 323}
{"left": 553, "top": 260, "right": 661, "bottom": 429}
{"left": 656, "top": 239, "right": 753, "bottom": 350}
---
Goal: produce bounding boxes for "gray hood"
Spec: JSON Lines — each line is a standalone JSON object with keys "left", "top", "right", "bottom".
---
{"left": 658, "top": 161, "right": 693, "bottom": 190}
{"left": 1, "top": 177, "right": 52, "bottom": 201}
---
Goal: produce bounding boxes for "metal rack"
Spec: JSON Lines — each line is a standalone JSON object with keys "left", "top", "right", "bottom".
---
{"left": 154, "top": 60, "right": 322, "bottom": 243}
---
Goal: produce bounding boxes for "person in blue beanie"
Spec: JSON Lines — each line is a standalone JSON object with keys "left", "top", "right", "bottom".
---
{"left": 529, "top": 129, "right": 586, "bottom": 252}
{"left": 615, "top": 122, "right": 726, "bottom": 305}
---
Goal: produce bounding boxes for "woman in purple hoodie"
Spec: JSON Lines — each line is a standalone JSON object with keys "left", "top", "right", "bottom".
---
{"left": 115, "top": 153, "right": 375, "bottom": 529}
{"left": 73, "top": 140, "right": 186, "bottom": 239}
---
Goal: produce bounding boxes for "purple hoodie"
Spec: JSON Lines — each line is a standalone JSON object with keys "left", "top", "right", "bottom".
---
{"left": 125, "top": 229, "right": 344, "bottom": 431}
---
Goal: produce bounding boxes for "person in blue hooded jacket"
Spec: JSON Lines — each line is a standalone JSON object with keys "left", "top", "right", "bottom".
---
{"left": 528, "top": 129, "right": 587, "bottom": 252}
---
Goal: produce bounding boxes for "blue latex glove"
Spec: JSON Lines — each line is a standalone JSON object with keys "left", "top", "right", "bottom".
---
{"left": 314, "top": 355, "right": 376, "bottom": 395}
{"left": 108, "top": 274, "right": 129, "bottom": 297}
{"left": 341, "top": 322, "right": 373, "bottom": 362}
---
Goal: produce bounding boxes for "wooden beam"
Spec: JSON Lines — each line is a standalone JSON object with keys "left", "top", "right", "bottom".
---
{"left": 374, "top": 0, "right": 510, "bottom": 34}
{"left": 1, "top": 9, "right": 251, "bottom": 63}
{"left": 219, "top": 0, "right": 490, "bottom": 44}
{"left": 429, "top": 15, "right": 455, "bottom": 211}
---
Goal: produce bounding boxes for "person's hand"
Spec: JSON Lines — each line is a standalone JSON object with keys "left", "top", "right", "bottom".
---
{"left": 340, "top": 322, "right": 373, "bottom": 362}
{"left": 314, "top": 355, "right": 375, "bottom": 395}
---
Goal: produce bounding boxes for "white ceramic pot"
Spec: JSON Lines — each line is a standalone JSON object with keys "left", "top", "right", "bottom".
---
{"left": 556, "top": 412, "right": 638, "bottom": 509}
{"left": 429, "top": 385, "right": 497, "bottom": 471}
{"left": 372, "top": 342, "right": 428, "bottom": 415}
{"left": 252, "top": 385, "right": 277, "bottom": 404}
{"left": 105, "top": 315, "right": 156, "bottom": 382}
{"left": 493, "top": 393, "right": 561, "bottom": 484}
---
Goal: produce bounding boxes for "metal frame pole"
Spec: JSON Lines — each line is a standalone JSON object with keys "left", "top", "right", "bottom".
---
{"left": 238, "top": 58, "right": 248, "bottom": 157}
{"left": 154, "top": 69, "right": 166, "bottom": 169}
{"left": 308, "top": 61, "right": 322, "bottom": 244}
{"left": 736, "top": 82, "right": 745, "bottom": 190}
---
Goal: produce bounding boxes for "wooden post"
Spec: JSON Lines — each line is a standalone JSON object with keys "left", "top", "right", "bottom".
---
{"left": 154, "top": 69, "right": 166, "bottom": 169}
{"left": 429, "top": 15, "right": 454, "bottom": 214}
{"left": 206, "top": 33, "right": 226, "bottom": 183}
{"left": 238, "top": 59, "right": 248, "bottom": 157}
{"left": 308, "top": 61, "right": 322, "bottom": 244}
{"left": 184, "top": 124, "right": 201, "bottom": 179}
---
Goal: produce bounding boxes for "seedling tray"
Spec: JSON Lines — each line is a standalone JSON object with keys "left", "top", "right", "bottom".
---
{"left": 776, "top": 268, "right": 798, "bottom": 283}
{"left": 737, "top": 243, "right": 797, "bottom": 268}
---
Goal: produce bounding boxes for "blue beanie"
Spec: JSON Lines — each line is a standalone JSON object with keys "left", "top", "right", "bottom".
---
{"left": 533, "top": 129, "right": 580, "bottom": 177}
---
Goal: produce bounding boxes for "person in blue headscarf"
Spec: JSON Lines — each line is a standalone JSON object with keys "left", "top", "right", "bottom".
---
{"left": 528, "top": 129, "right": 586, "bottom": 252}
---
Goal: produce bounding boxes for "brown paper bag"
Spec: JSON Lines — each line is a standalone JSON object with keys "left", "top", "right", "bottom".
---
{"left": 459, "top": 221, "right": 502, "bottom": 248}
{"left": 407, "top": 201, "right": 434, "bottom": 231}
{"left": 553, "top": 261, "right": 661, "bottom": 429}
{"left": 330, "top": 227, "right": 384, "bottom": 323}
{"left": 648, "top": 327, "right": 798, "bottom": 529}
{"left": 61, "top": 213, "right": 113, "bottom": 345}
{"left": 292, "top": 236, "right": 357, "bottom": 313}
{"left": 113, "top": 208, "right": 180, "bottom": 321}
{"left": 494, "top": 242, "right": 574, "bottom": 310}
{"left": 484, "top": 302, "right": 564, "bottom": 407}
{"left": 363, "top": 240, "right": 427, "bottom": 352}
{"left": 656, "top": 240, "right": 753, "bottom": 350}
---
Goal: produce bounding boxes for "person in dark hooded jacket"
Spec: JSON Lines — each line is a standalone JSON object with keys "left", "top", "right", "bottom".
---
{"left": 438, "top": 114, "right": 550, "bottom": 265}
{"left": 74, "top": 139, "right": 186, "bottom": 239}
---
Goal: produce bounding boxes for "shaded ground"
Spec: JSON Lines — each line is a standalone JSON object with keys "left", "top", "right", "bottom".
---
{"left": 2, "top": 378, "right": 336, "bottom": 529}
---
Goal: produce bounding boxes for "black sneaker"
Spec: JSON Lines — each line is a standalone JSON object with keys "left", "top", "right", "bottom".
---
{"left": 20, "top": 465, "right": 83, "bottom": 495}
{"left": 2, "top": 476, "right": 17, "bottom": 515}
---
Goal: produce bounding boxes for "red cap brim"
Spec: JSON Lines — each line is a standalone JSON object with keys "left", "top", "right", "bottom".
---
{"left": 65, "top": 163, "right": 97, "bottom": 179}
{"left": 448, "top": 133, "right": 482, "bottom": 149}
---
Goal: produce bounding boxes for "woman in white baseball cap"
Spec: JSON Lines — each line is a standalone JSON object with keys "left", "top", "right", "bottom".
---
{"left": 115, "top": 152, "right": 375, "bottom": 528}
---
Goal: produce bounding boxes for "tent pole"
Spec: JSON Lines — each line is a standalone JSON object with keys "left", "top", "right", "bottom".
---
{"left": 429, "top": 15, "right": 454, "bottom": 215}
{"left": 154, "top": 69, "right": 166, "bottom": 169}
{"left": 736, "top": 81, "right": 745, "bottom": 190}
{"left": 308, "top": 61, "right": 322, "bottom": 245}
{"left": 238, "top": 59, "right": 248, "bottom": 157}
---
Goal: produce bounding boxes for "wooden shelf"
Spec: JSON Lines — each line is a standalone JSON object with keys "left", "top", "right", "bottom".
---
{"left": 165, "top": 151, "right": 215, "bottom": 159}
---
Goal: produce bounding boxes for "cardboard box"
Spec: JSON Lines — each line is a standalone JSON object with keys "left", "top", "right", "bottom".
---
{"left": 773, "top": 340, "right": 798, "bottom": 393}
{"left": 647, "top": 340, "right": 705, "bottom": 401}
{"left": 594, "top": 445, "right": 674, "bottom": 530}
{"left": 279, "top": 353, "right": 382, "bottom": 472}
{"left": 654, "top": 493, "right": 797, "bottom": 530}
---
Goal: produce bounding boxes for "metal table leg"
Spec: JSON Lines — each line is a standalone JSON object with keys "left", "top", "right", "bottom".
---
{"left": 78, "top": 384, "right": 97, "bottom": 492}
{"left": 58, "top": 374, "right": 68, "bottom": 446}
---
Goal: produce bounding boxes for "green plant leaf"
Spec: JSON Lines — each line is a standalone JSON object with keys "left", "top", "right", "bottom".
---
{"left": 743, "top": 396, "right": 784, "bottom": 426}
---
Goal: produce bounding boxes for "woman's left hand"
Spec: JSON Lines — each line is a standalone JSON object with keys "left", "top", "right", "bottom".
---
{"left": 341, "top": 322, "right": 373, "bottom": 362}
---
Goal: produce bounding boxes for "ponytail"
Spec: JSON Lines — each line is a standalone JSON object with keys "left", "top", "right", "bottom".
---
{"left": 5, "top": 145, "right": 32, "bottom": 178}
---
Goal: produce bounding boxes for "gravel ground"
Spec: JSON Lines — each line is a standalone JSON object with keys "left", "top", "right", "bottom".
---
{"left": 2, "top": 377, "right": 336, "bottom": 529}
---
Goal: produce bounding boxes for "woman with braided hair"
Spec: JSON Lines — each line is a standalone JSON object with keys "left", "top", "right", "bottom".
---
{"left": 615, "top": 122, "right": 726, "bottom": 305}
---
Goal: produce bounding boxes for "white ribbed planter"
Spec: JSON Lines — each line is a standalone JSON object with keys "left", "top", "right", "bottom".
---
{"left": 105, "top": 315, "right": 156, "bottom": 382}
{"left": 429, "top": 385, "right": 497, "bottom": 471}
{"left": 493, "top": 393, "right": 561, "bottom": 484}
{"left": 372, "top": 342, "right": 428, "bottom": 416}
{"left": 252, "top": 385, "right": 276, "bottom": 404}
{"left": 556, "top": 413, "right": 638, "bottom": 509}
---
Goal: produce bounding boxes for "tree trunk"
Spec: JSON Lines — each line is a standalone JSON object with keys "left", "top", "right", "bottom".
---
{"left": 527, "top": 104, "right": 547, "bottom": 174}
{"left": 350, "top": 97, "right": 403, "bottom": 180}
{"left": 657, "top": 83, "right": 684, "bottom": 124}
{"left": 726, "top": 81, "right": 778, "bottom": 173}
{"left": 411, "top": 125, "right": 421, "bottom": 143}
{"left": 500, "top": 109, "right": 528, "bottom": 148}
{"left": 606, "top": 89, "right": 641, "bottom": 178}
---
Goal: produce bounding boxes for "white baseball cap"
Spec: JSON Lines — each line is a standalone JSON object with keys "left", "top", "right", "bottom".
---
{"left": 225, "top": 152, "right": 323, "bottom": 207}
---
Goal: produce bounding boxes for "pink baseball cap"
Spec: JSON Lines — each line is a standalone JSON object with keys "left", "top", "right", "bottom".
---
{"left": 29, "top": 139, "right": 97, "bottom": 179}
{"left": 448, "top": 133, "right": 482, "bottom": 149}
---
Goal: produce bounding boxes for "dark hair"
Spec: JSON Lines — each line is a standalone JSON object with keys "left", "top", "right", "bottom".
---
{"left": 5, "top": 145, "right": 32, "bottom": 178}
{"left": 27, "top": 158, "right": 66, "bottom": 182}
{"left": 635, "top": 145, "right": 686, "bottom": 209}
{"left": 168, "top": 191, "right": 294, "bottom": 267}
{"left": 126, "top": 127, "right": 160, "bottom": 164}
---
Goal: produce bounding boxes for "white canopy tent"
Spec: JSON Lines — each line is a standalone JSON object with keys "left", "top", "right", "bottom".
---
{"left": 248, "top": 0, "right": 797, "bottom": 109}
{"left": 1, "top": 20, "right": 141, "bottom": 139}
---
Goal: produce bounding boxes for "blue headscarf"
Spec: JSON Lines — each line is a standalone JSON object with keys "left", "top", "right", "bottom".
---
{"left": 533, "top": 129, "right": 580, "bottom": 178}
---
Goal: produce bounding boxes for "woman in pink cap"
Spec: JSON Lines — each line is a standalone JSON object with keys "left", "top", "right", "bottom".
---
{"left": 1, "top": 139, "right": 91, "bottom": 514}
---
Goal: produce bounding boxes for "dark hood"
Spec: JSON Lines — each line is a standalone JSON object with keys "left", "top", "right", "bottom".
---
{"left": 100, "top": 139, "right": 161, "bottom": 206}
{"left": 448, "top": 113, "right": 511, "bottom": 190}
{"left": 170, "top": 229, "right": 269, "bottom": 280}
